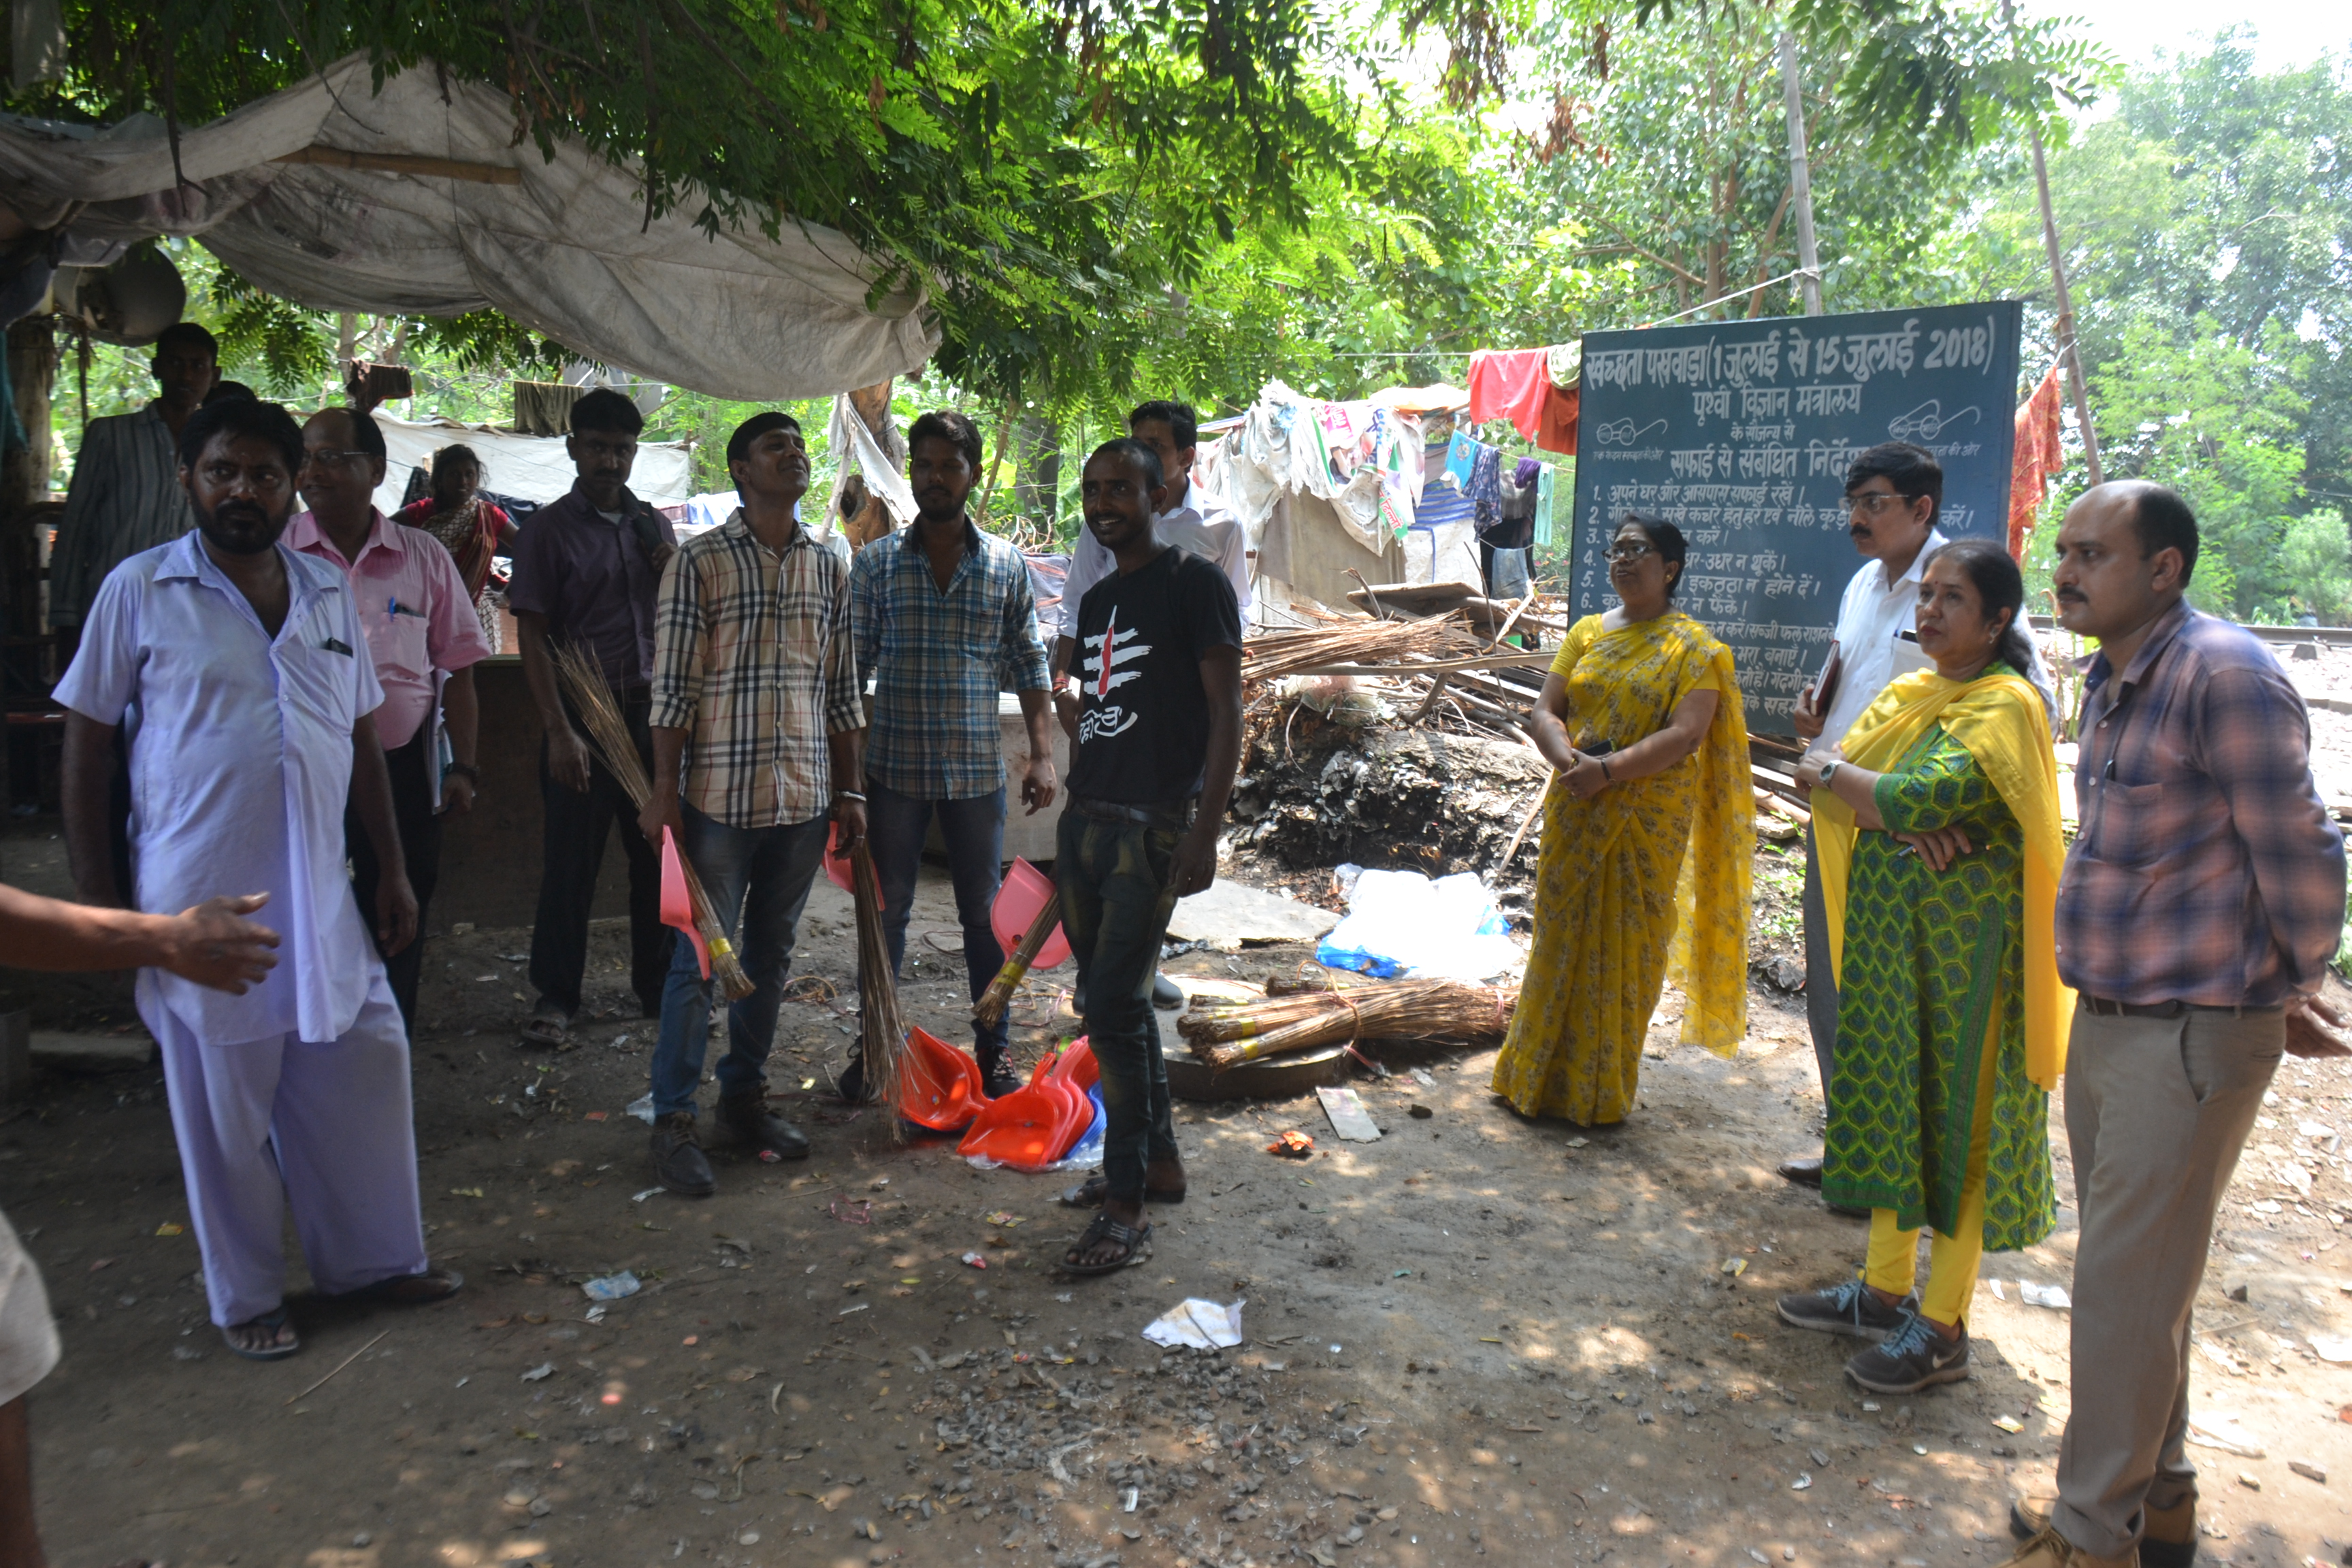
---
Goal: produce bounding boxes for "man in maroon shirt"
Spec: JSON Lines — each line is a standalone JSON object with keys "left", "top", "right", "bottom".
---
{"left": 506, "top": 389, "right": 679, "bottom": 1048}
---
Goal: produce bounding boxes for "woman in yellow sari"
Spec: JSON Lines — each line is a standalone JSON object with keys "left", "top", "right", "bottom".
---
{"left": 1492, "top": 516, "right": 1754, "bottom": 1124}
{"left": 1776, "top": 538, "right": 2070, "bottom": 1395}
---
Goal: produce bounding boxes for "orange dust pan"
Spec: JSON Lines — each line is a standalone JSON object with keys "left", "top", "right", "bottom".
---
{"left": 958, "top": 1052, "right": 1087, "bottom": 1171}
{"left": 896, "top": 1026, "right": 985, "bottom": 1133}
{"left": 1048, "top": 1036, "right": 1098, "bottom": 1094}
{"left": 990, "top": 858, "right": 1071, "bottom": 970}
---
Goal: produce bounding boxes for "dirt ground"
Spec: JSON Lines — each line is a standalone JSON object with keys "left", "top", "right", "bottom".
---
{"left": 3, "top": 819, "right": 2352, "bottom": 1568}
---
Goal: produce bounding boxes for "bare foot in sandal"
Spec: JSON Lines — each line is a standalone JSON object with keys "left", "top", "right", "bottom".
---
{"left": 1064, "top": 1197, "right": 1152, "bottom": 1275}
{"left": 222, "top": 1308, "right": 299, "bottom": 1359}
{"left": 517, "top": 1001, "right": 570, "bottom": 1050}
{"left": 1061, "top": 1158, "right": 1187, "bottom": 1208}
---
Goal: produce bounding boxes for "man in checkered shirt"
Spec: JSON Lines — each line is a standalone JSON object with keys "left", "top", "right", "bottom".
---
{"left": 2002, "top": 481, "right": 2349, "bottom": 1568}
{"left": 843, "top": 409, "right": 1057, "bottom": 1100}
{"left": 638, "top": 411, "right": 866, "bottom": 1196}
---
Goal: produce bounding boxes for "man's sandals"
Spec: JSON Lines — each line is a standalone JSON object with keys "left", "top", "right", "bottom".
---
{"left": 517, "top": 1004, "right": 572, "bottom": 1051}
{"left": 222, "top": 1269, "right": 463, "bottom": 1360}
{"left": 1059, "top": 1173, "right": 1184, "bottom": 1208}
{"left": 1062, "top": 1213, "right": 1153, "bottom": 1276}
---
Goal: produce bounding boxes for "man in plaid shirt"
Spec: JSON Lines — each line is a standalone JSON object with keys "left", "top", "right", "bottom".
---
{"left": 845, "top": 409, "right": 1056, "bottom": 1100}
{"left": 2002, "top": 482, "right": 2349, "bottom": 1568}
{"left": 637, "top": 412, "right": 867, "bottom": 1195}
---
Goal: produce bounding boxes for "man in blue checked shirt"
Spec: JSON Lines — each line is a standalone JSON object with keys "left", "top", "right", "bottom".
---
{"left": 843, "top": 409, "right": 1058, "bottom": 1100}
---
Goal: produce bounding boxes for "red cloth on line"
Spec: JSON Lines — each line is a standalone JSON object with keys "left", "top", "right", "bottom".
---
{"left": 1468, "top": 348, "right": 1554, "bottom": 440}
{"left": 2009, "top": 367, "right": 2063, "bottom": 558}
{"left": 1535, "top": 382, "right": 1579, "bottom": 456}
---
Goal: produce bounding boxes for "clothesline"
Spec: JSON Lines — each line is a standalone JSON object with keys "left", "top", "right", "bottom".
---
{"left": 1288, "top": 268, "right": 1825, "bottom": 361}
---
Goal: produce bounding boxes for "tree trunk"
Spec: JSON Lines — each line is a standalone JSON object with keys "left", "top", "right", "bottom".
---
{"left": 1012, "top": 414, "right": 1060, "bottom": 532}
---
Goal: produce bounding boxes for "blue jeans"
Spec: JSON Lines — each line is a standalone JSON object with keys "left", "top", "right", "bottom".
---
{"left": 865, "top": 782, "right": 1011, "bottom": 1055}
{"left": 1055, "top": 808, "right": 1183, "bottom": 1204}
{"left": 649, "top": 803, "right": 831, "bottom": 1117}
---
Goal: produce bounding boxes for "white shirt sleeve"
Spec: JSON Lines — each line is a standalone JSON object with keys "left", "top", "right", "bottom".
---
{"left": 1060, "top": 528, "right": 1112, "bottom": 642}
{"left": 1210, "top": 518, "right": 1252, "bottom": 613}
{"left": 51, "top": 567, "right": 142, "bottom": 725}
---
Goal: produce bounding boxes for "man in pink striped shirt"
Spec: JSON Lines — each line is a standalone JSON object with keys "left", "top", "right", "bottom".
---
{"left": 287, "top": 406, "right": 493, "bottom": 1032}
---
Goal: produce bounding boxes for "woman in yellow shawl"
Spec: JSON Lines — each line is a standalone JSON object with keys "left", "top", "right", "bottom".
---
{"left": 1776, "top": 538, "right": 2071, "bottom": 1396}
{"left": 1491, "top": 516, "right": 1754, "bottom": 1124}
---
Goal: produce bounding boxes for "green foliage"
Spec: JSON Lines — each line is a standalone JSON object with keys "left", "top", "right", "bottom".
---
{"left": 1942, "top": 35, "right": 2352, "bottom": 621}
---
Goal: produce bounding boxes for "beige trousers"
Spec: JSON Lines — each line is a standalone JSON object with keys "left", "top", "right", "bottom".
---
{"left": 2053, "top": 1000, "right": 2283, "bottom": 1558}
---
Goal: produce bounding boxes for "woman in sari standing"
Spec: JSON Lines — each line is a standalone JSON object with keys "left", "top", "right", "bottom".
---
{"left": 394, "top": 444, "right": 518, "bottom": 652}
{"left": 1776, "top": 538, "right": 2070, "bottom": 1394}
{"left": 1492, "top": 515, "right": 1754, "bottom": 1125}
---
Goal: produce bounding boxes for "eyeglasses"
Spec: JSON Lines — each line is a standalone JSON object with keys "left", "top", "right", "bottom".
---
{"left": 1604, "top": 541, "right": 1657, "bottom": 562}
{"left": 1844, "top": 492, "right": 1918, "bottom": 519}
{"left": 301, "top": 448, "right": 370, "bottom": 470}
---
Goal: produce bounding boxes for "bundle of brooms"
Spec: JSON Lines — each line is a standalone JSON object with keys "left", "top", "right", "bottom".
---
{"left": 847, "top": 840, "right": 912, "bottom": 1126}
{"left": 549, "top": 642, "right": 755, "bottom": 1002}
{"left": 1178, "top": 977, "right": 1519, "bottom": 1069}
{"left": 1239, "top": 612, "right": 1484, "bottom": 684}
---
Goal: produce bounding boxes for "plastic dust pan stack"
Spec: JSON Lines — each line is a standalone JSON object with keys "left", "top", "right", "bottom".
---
{"left": 896, "top": 1024, "right": 985, "bottom": 1134}
{"left": 851, "top": 840, "right": 913, "bottom": 1134}
{"left": 957, "top": 1049, "right": 1089, "bottom": 1171}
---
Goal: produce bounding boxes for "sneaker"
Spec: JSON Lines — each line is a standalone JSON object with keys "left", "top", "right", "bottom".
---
{"left": 1776, "top": 1278, "right": 1914, "bottom": 1341}
{"left": 651, "top": 1111, "right": 716, "bottom": 1196}
{"left": 1844, "top": 1309, "right": 1971, "bottom": 1394}
{"left": 2013, "top": 1495, "right": 2191, "bottom": 1568}
{"left": 977, "top": 1047, "right": 1024, "bottom": 1100}
{"left": 717, "top": 1087, "right": 810, "bottom": 1160}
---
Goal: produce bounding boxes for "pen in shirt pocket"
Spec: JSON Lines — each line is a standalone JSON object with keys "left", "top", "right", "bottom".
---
{"left": 387, "top": 596, "right": 426, "bottom": 619}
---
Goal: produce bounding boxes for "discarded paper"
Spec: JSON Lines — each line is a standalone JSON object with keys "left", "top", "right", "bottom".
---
{"left": 1141, "top": 1297, "right": 1247, "bottom": 1351}
{"left": 2018, "top": 1281, "right": 2072, "bottom": 1309}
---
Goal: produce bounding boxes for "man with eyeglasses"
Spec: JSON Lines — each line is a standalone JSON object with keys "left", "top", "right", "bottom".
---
{"left": 287, "top": 406, "right": 493, "bottom": 1034}
{"left": 506, "top": 388, "right": 679, "bottom": 1050}
{"left": 1780, "top": 441, "right": 2059, "bottom": 1199}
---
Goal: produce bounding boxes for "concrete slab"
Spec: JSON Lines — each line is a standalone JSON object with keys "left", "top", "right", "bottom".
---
{"left": 1166, "top": 877, "right": 1338, "bottom": 947}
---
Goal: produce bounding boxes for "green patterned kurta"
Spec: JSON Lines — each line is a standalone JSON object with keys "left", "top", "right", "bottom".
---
{"left": 1823, "top": 725, "right": 2056, "bottom": 1250}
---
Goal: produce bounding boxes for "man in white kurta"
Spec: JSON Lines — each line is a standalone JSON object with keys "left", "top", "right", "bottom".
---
{"left": 54, "top": 395, "right": 455, "bottom": 1359}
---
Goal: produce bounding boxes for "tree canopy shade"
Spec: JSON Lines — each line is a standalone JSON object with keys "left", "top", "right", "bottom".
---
{"left": 10, "top": 0, "right": 2103, "bottom": 405}
{"left": 11, "top": 0, "right": 1382, "bottom": 402}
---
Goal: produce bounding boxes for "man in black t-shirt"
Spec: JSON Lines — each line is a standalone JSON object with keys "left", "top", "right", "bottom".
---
{"left": 1056, "top": 439, "right": 1244, "bottom": 1275}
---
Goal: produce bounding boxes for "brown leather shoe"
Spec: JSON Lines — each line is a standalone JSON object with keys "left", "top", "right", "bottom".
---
{"left": 2000, "top": 1526, "right": 2139, "bottom": 1568}
{"left": 651, "top": 1111, "right": 717, "bottom": 1196}
{"left": 2012, "top": 1496, "right": 2191, "bottom": 1568}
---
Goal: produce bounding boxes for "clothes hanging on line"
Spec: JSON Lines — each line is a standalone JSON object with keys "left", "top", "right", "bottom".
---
{"left": 1535, "top": 382, "right": 1580, "bottom": 457}
{"left": 2009, "top": 367, "right": 2064, "bottom": 558}
{"left": 1467, "top": 348, "right": 1554, "bottom": 441}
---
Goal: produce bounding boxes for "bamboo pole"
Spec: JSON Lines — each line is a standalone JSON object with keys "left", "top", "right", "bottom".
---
{"left": 2002, "top": 0, "right": 2104, "bottom": 486}
{"left": 1777, "top": 31, "right": 1825, "bottom": 316}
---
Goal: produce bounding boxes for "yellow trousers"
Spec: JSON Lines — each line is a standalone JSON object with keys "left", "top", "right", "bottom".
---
{"left": 1862, "top": 1011, "right": 1999, "bottom": 1328}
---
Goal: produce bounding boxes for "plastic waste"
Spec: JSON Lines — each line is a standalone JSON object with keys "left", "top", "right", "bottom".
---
{"left": 581, "top": 1271, "right": 641, "bottom": 1302}
{"left": 1315, "top": 868, "right": 1520, "bottom": 980}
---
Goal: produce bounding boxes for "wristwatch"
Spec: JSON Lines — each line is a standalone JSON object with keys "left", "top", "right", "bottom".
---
{"left": 1816, "top": 760, "right": 1841, "bottom": 788}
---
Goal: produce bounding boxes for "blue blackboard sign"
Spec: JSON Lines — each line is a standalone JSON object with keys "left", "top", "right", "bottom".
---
{"left": 1570, "top": 300, "right": 2023, "bottom": 734}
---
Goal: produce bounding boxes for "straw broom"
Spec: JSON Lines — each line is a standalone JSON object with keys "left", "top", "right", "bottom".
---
{"left": 1180, "top": 978, "right": 1518, "bottom": 1069}
{"left": 973, "top": 887, "right": 1061, "bottom": 1032}
{"left": 849, "top": 841, "right": 911, "bottom": 1125}
{"left": 549, "top": 642, "right": 755, "bottom": 1002}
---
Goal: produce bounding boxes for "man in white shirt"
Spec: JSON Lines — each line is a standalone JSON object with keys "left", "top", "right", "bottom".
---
{"left": 1780, "top": 441, "right": 2058, "bottom": 1195}
{"left": 1054, "top": 400, "right": 1250, "bottom": 647}
{"left": 1052, "top": 401, "right": 1249, "bottom": 1012}
{"left": 54, "top": 396, "right": 459, "bottom": 1362}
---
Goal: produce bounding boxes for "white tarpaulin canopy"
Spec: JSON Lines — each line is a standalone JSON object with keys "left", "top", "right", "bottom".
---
{"left": 366, "top": 415, "right": 693, "bottom": 517}
{"left": 0, "top": 55, "right": 938, "bottom": 399}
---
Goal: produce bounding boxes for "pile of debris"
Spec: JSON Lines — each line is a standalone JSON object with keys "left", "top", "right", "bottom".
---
{"left": 1230, "top": 584, "right": 1810, "bottom": 915}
